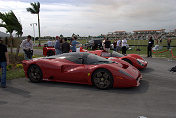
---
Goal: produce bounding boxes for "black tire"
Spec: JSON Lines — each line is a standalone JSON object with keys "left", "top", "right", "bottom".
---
{"left": 27, "top": 65, "right": 43, "bottom": 83}
{"left": 92, "top": 68, "right": 113, "bottom": 89}
{"left": 122, "top": 58, "right": 133, "bottom": 65}
{"left": 47, "top": 50, "right": 55, "bottom": 56}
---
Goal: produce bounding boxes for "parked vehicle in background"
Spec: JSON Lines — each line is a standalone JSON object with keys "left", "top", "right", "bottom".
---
{"left": 80, "top": 48, "right": 147, "bottom": 70}
{"left": 43, "top": 44, "right": 55, "bottom": 56}
{"left": 85, "top": 39, "right": 103, "bottom": 50}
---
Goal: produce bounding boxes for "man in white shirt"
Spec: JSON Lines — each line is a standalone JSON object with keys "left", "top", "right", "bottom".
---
{"left": 47, "top": 39, "right": 53, "bottom": 47}
{"left": 121, "top": 38, "right": 127, "bottom": 55}
{"left": 20, "top": 35, "right": 33, "bottom": 60}
{"left": 116, "top": 39, "right": 121, "bottom": 53}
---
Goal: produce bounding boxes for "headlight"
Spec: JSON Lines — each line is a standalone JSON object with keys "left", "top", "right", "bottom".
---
{"left": 137, "top": 59, "right": 145, "bottom": 63}
{"left": 137, "top": 59, "right": 144, "bottom": 66}
{"left": 118, "top": 70, "right": 134, "bottom": 79}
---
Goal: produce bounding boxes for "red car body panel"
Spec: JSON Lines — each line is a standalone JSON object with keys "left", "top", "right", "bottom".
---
{"left": 80, "top": 48, "right": 147, "bottom": 70}
{"left": 22, "top": 53, "right": 142, "bottom": 88}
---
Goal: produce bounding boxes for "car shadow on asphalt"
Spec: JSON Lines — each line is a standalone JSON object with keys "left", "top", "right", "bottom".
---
{"left": 28, "top": 79, "right": 149, "bottom": 95}
{"left": 140, "top": 67, "right": 154, "bottom": 73}
{"left": 2, "top": 86, "right": 31, "bottom": 98}
{"left": 109, "top": 80, "right": 149, "bottom": 94}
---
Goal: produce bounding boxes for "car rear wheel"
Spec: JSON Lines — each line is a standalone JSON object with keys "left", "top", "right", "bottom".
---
{"left": 27, "top": 65, "right": 43, "bottom": 83}
{"left": 92, "top": 69, "right": 113, "bottom": 89}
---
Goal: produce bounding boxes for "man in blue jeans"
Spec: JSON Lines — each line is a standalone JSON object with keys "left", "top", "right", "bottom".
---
{"left": 0, "top": 38, "right": 9, "bottom": 88}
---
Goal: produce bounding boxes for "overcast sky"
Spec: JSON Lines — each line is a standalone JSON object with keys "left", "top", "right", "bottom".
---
{"left": 0, "top": 0, "right": 176, "bottom": 37}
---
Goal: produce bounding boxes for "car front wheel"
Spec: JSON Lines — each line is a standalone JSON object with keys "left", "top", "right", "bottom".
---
{"left": 92, "top": 69, "right": 113, "bottom": 89}
{"left": 27, "top": 65, "right": 43, "bottom": 83}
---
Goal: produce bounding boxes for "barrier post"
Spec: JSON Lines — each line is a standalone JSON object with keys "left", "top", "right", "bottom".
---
{"left": 168, "top": 48, "right": 172, "bottom": 61}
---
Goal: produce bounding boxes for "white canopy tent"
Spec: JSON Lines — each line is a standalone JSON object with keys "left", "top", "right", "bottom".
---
{"left": 0, "top": 31, "right": 10, "bottom": 38}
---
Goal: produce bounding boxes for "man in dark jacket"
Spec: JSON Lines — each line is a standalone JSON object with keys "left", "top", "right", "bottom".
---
{"left": 147, "top": 36, "right": 154, "bottom": 57}
{"left": 0, "top": 37, "right": 9, "bottom": 88}
{"left": 62, "top": 38, "right": 70, "bottom": 53}
{"left": 104, "top": 37, "right": 111, "bottom": 53}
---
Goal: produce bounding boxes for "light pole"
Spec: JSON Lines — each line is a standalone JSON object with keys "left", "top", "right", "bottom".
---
{"left": 30, "top": 23, "right": 37, "bottom": 46}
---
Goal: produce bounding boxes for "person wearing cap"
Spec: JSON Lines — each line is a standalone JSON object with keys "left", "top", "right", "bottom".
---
{"left": 55, "top": 36, "right": 62, "bottom": 55}
{"left": 0, "top": 37, "right": 9, "bottom": 88}
{"left": 20, "top": 35, "right": 33, "bottom": 60}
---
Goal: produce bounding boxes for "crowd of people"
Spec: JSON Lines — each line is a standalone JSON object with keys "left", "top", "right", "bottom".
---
{"left": 102, "top": 37, "right": 128, "bottom": 55}
{"left": 20, "top": 35, "right": 81, "bottom": 60}
{"left": 53, "top": 35, "right": 80, "bottom": 54}
{"left": 20, "top": 33, "right": 174, "bottom": 61}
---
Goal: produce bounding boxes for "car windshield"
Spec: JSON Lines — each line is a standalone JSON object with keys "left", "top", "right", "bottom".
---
{"left": 101, "top": 52, "right": 111, "bottom": 57}
{"left": 86, "top": 53, "right": 114, "bottom": 64}
{"left": 44, "top": 53, "right": 84, "bottom": 64}
{"left": 111, "top": 51, "right": 124, "bottom": 57}
{"left": 44, "top": 52, "right": 114, "bottom": 65}
{"left": 101, "top": 51, "right": 124, "bottom": 57}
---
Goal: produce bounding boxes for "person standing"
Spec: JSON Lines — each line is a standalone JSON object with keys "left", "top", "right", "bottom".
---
{"left": 121, "top": 38, "right": 127, "bottom": 55}
{"left": 47, "top": 39, "right": 54, "bottom": 47}
{"left": 0, "top": 37, "right": 9, "bottom": 88}
{"left": 159, "top": 38, "right": 162, "bottom": 45}
{"left": 55, "top": 36, "right": 62, "bottom": 55}
{"left": 71, "top": 36, "right": 79, "bottom": 52}
{"left": 102, "top": 38, "right": 106, "bottom": 50}
{"left": 20, "top": 35, "right": 33, "bottom": 60}
{"left": 62, "top": 38, "right": 70, "bottom": 53}
{"left": 104, "top": 37, "right": 111, "bottom": 53}
{"left": 113, "top": 39, "right": 117, "bottom": 51}
{"left": 147, "top": 37, "right": 154, "bottom": 57}
{"left": 167, "top": 38, "right": 171, "bottom": 49}
{"left": 116, "top": 39, "right": 121, "bottom": 53}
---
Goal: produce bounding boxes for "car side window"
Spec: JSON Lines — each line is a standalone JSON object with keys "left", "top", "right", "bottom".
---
{"left": 66, "top": 56, "right": 83, "bottom": 64}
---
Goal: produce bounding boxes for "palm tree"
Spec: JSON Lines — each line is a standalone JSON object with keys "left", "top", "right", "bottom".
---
{"left": 26, "top": 2, "right": 41, "bottom": 46}
{"left": 0, "top": 11, "right": 14, "bottom": 37}
{"left": 0, "top": 11, "right": 23, "bottom": 54}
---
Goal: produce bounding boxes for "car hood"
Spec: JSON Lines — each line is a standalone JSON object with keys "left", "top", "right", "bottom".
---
{"left": 108, "top": 58, "right": 140, "bottom": 79}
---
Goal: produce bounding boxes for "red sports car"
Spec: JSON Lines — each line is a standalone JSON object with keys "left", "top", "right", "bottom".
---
{"left": 43, "top": 45, "right": 55, "bottom": 56}
{"left": 22, "top": 52, "right": 142, "bottom": 89}
{"left": 80, "top": 48, "right": 147, "bottom": 70}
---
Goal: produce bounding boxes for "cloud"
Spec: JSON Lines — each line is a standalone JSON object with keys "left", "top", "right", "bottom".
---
{"left": 0, "top": 0, "right": 176, "bottom": 37}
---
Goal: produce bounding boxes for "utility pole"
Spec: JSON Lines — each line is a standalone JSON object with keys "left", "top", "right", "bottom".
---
{"left": 30, "top": 23, "right": 37, "bottom": 46}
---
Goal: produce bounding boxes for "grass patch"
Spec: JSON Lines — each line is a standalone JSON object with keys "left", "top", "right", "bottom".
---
{"left": 33, "top": 46, "right": 43, "bottom": 50}
{"left": 6, "top": 68, "right": 25, "bottom": 80}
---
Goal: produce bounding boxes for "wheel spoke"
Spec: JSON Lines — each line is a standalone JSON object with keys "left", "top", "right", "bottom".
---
{"left": 103, "top": 73, "right": 109, "bottom": 79}
{"left": 94, "top": 77, "right": 100, "bottom": 83}
{"left": 96, "top": 72, "right": 103, "bottom": 78}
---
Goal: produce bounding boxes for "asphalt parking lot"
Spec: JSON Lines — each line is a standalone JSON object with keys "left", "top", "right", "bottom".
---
{"left": 0, "top": 57, "right": 176, "bottom": 118}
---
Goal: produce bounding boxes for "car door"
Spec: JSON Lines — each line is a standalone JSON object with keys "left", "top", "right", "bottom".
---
{"left": 59, "top": 56, "right": 88, "bottom": 84}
